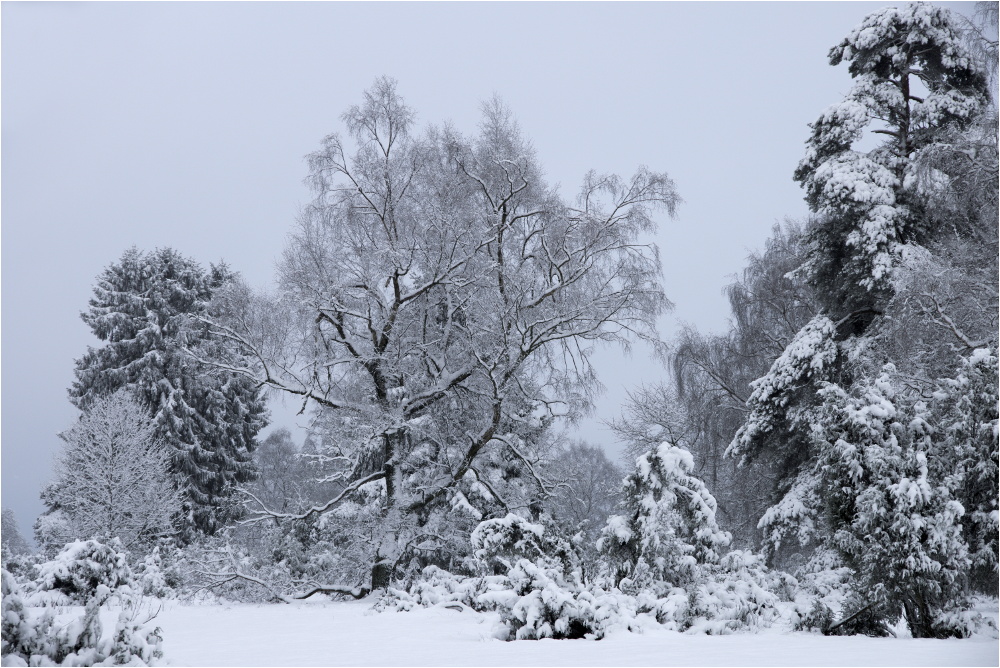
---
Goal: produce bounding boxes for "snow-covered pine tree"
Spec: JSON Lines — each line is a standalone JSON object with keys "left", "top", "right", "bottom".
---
{"left": 599, "top": 443, "right": 730, "bottom": 591}
{"left": 727, "top": 313, "right": 838, "bottom": 467}
{"left": 70, "top": 247, "right": 268, "bottom": 538}
{"left": 731, "top": 5, "right": 997, "bottom": 575}
{"left": 794, "top": 3, "right": 991, "bottom": 319}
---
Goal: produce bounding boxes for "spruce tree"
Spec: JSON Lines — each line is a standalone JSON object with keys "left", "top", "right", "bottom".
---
{"left": 70, "top": 247, "right": 268, "bottom": 538}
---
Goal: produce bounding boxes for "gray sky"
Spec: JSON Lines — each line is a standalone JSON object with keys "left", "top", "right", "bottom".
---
{"left": 4, "top": 1, "right": 969, "bottom": 541}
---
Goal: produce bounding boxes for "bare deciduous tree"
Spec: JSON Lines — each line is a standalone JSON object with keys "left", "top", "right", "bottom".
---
{"left": 37, "top": 390, "right": 180, "bottom": 553}
{"left": 203, "top": 77, "right": 678, "bottom": 592}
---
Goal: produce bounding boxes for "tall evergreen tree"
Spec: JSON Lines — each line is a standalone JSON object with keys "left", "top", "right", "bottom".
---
{"left": 733, "top": 3, "right": 994, "bottom": 465}
{"left": 726, "top": 3, "right": 998, "bottom": 636}
{"left": 70, "top": 247, "right": 268, "bottom": 538}
{"left": 793, "top": 3, "right": 991, "bottom": 320}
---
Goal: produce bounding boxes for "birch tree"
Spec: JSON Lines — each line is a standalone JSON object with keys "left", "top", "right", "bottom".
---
{"left": 206, "top": 78, "right": 677, "bottom": 592}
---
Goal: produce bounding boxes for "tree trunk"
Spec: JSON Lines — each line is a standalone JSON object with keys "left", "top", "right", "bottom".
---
{"left": 371, "top": 556, "right": 392, "bottom": 591}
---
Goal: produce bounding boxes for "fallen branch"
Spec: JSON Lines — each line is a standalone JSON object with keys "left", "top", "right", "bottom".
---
{"left": 293, "top": 585, "right": 371, "bottom": 600}
{"left": 828, "top": 601, "right": 876, "bottom": 634}
{"left": 194, "top": 570, "right": 292, "bottom": 604}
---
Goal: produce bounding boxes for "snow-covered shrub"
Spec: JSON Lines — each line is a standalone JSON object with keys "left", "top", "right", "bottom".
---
{"left": 29, "top": 539, "right": 136, "bottom": 606}
{"left": 935, "top": 597, "right": 1000, "bottom": 639}
{"left": 793, "top": 598, "right": 838, "bottom": 634}
{"left": 489, "top": 553, "right": 800, "bottom": 639}
{"left": 384, "top": 561, "right": 623, "bottom": 640}
{"left": 381, "top": 565, "right": 508, "bottom": 612}
{"left": 786, "top": 552, "right": 853, "bottom": 633}
{"left": 133, "top": 547, "right": 179, "bottom": 599}
{"left": 387, "top": 550, "right": 809, "bottom": 640}
{"left": 599, "top": 442, "right": 730, "bottom": 590}
{"left": 813, "top": 371, "right": 975, "bottom": 637}
{"left": 106, "top": 611, "right": 164, "bottom": 667}
{"left": 1, "top": 569, "right": 163, "bottom": 666}
{"left": 0, "top": 545, "right": 40, "bottom": 584}
{"left": 684, "top": 550, "right": 795, "bottom": 634}
{"left": 471, "top": 514, "right": 575, "bottom": 576}
{"left": 484, "top": 558, "right": 615, "bottom": 640}
{"left": 929, "top": 347, "right": 999, "bottom": 593}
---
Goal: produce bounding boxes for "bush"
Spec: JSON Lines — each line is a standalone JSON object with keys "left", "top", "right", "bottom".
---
{"left": 684, "top": 550, "right": 795, "bottom": 634}
{"left": 0, "top": 545, "right": 40, "bottom": 584}
{"left": 381, "top": 565, "right": 508, "bottom": 612}
{"left": 29, "top": 539, "right": 135, "bottom": 606}
{"left": 133, "top": 547, "right": 179, "bottom": 599}
{"left": 489, "top": 558, "right": 611, "bottom": 640}
{"left": 598, "top": 443, "right": 730, "bottom": 589}
{"left": 1, "top": 569, "right": 163, "bottom": 666}
{"left": 471, "top": 514, "right": 575, "bottom": 576}
{"left": 386, "top": 515, "right": 812, "bottom": 641}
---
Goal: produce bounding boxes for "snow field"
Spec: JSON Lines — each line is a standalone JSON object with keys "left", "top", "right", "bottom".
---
{"left": 147, "top": 599, "right": 999, "bottom": 667}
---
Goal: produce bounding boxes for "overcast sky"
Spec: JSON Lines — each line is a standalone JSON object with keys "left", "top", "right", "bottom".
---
{"left": 3, "top": 1, "right": 976, "bottom": 541}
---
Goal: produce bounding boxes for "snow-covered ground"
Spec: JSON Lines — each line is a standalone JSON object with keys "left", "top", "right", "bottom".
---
{"left": 147, "top": 598, "right": 999, "bottom": 667}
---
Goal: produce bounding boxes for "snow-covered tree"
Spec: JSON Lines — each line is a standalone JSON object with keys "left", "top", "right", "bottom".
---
{"left": 803, "top": 370, "right": 973, "bottom": 637}
{"left": 71, "top": 247, "right": 268, "bottom": 537}
{"left": 927, "top": 348, "right": 999, "bottom": 592}
{"left": 204, "top": 77, "right": 677, "bottom": 593}
{"left": 728, "top": 4, "right": 997, "bottom": 583}
{"left": 2, "top": 510, "right": 30, "bottom": 557}
{"left": 599, "top": 443, "right": 730, "bottom": 590}
{"left": 471, "top": 514, "right": 575, "bottom": 576}
{"left": 611, "top": 222, "right": 818, "bottom": 550}
{"left": 728, "top": 313, "right": 839, "bottom": 465}
{"left": 794, "top": 3, "right": 991, "bottom": 316}
{"left": 36, "top": 391, "right": 181, "bottom": 553}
